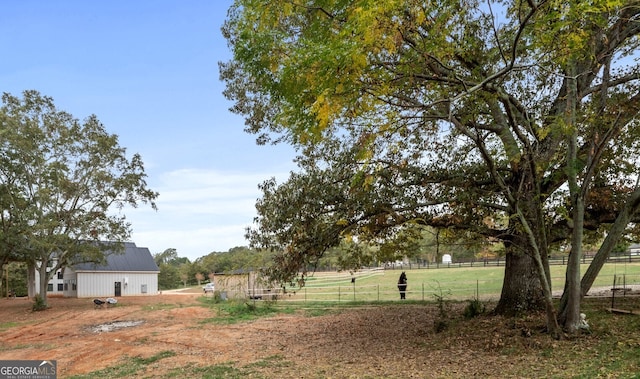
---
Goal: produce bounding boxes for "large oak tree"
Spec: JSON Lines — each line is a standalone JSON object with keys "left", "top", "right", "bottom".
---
{"left": 221, "top": 0, "right": 640, "bottom": 335}
{"left": 0, "top": 91, "right": 158, "bottom": 307}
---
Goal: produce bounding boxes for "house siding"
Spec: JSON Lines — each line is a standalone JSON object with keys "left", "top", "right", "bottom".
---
{"left": 33, "top": 267, "right": 66, "bottom": 297}
{"left": 73, "top": 271, "right": 159, "bottom": 298}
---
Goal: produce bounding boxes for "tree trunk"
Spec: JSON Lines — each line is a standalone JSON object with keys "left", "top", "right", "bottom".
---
{"left": 0, "top": 261, "right": 5, "bottom": 296}
{"left": 561, "top": 59, "right": 584, "bottom": 334}
{"left": 495, "top": 245, "right": 560, "bottom": 337}
{"left": 558, "top": 187, "right": 640, "bottom": 319}
{"left": 37, "top": 262, "right": 49, "bottom": 307}
{"left": 494, "top": 248, "right": 545, "bottom": 316}
{"left": 27, "top": 261, "right": 36, "bottom": 298}
{"left": 563, "top": 198, "right": 584, "bottom": 333}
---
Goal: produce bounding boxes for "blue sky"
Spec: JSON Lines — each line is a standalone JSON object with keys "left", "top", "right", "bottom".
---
{"left": 0, "top": 1, "right": 297, "bottom": 261}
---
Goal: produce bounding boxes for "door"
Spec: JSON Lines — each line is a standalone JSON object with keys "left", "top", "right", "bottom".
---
{"left": 114, "top": 281, "right": 121, "bottom": 297}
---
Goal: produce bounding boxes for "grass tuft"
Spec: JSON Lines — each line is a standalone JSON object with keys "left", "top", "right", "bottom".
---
{"left": 67, "top": 351, "right": 177, "bottom": 379}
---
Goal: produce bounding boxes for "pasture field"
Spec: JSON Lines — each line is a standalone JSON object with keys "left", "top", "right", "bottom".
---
{"left": 286, "top": 262, "right": 640, "bottom": 302}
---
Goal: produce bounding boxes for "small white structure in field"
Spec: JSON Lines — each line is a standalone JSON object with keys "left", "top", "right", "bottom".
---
{"left": 442, "top": 254, "right": 452, "bottom": 264}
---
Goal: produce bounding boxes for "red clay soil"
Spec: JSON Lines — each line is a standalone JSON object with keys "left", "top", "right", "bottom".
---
{"left": 0, "top": 290, "right": 606, "bottom": 378}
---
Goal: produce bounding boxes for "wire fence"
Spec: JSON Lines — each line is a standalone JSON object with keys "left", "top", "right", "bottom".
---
{"left": 279, "top": 282, "right": 478, "bottom": 302}
{"left": 382, "top": 254, "right": 640, "bottom": 270}
{"left": 265, "top": 265, "right": 640, "bottom": 303}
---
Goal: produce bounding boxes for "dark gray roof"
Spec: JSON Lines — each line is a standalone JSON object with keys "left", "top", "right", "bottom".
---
{"left": 74, "top": 242, "right": 159, "bottom": 272}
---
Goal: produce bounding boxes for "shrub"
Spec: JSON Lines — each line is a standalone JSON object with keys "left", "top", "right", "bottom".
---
{"left": 32, "top": 295, "right": 47, "bottom": 311}
{"left": 463, "top": 298, "right": 485, "bottom": 319}
{"left": 432, "top": 282, "right": 452, "bottom": 333}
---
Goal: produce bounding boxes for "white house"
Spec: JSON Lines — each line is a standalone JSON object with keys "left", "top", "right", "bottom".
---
{"left": 36, "top": 242, "right": 160, "bottom": 298}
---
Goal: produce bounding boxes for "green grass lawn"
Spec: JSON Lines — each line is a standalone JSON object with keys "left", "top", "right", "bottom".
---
{"left": 289, "top": 262, "right": 640, "bottom": 302}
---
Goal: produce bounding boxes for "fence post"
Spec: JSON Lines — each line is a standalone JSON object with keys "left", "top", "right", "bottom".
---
{"left": 377, "top": 284, "right": 380, "bottom": 302}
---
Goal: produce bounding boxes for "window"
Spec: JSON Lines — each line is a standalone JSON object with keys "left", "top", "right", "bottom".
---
{"left": 57, "top": 271, "right": 63, "bottom": 279}
{"left": 47, "top": 283, "right": 53, "bottom": 291}
{"left": 57, "top": 283, "right": 63, "bottom": 291}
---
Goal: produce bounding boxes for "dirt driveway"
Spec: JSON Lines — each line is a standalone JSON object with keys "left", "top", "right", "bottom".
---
{"left": 0, "top": 291, "right": 612, "bottom": 378}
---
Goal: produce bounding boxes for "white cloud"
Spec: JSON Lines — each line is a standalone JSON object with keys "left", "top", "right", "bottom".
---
{"left": 124, "top": 168, "right": 290, "bottom": 260}
{"left": 131, "top": 224, "right": 252, "bottom": 258}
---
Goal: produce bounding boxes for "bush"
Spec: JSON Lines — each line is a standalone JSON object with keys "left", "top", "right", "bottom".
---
{"left": 32, "top": 294, "right": 47, "bottom": 311}
{"left": 432, "top": 282, "right": 452, "bottom": 333}
{"left": 463, "top": 298, "right": 485, "bottom": 319}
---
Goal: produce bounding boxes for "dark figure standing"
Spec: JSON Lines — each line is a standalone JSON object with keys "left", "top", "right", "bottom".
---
{"left": 397, "top": 271, "right": 408, "bottom": 299}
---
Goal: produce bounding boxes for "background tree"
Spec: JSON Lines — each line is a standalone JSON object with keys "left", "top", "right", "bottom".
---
{"left": 154, "top": 248, "right": 179, "bottom": 266}
{"left": 157, "top": 262, "right": 180, "bottom": 290}
{"left": 0, "top": 160, "right": 37, "bottom": 292}
{"left": 154, "top": 248, "right": 193, "bottom": 289}
{"left": 222, "top": 0, "right": 640, "bottom": 335}
{"left": 197, "top": 246, "right": 273, "bottom": 274}
{"left": 0, "top": 90, "right": 158, "bottom": 307}
{"left": 179, "top": 268, "right": 189, "bottom": 288}
{"left": 1, "top": 262, "right": 27, "bottom": 297}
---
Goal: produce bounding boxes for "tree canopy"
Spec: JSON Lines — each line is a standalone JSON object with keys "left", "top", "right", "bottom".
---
{"left": 0, "top": 90, "right": 158, "bottom": 307}
{"left": 221, "top": 0, "right": 640, "bottom": 335}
